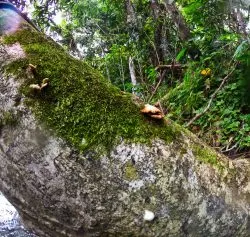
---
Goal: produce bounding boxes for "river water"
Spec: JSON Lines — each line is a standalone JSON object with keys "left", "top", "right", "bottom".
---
{"left": 0, "top": 192, "right": 37, "bottom": 237}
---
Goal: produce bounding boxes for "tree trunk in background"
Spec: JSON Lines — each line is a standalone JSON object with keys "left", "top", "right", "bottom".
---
{"left": 161, "top": 19, "right": 170, "bottom": 62}
{"left": 125, "top": 0, "right": 136, "bottom": 24}
{"left": 150, "top": 0, "right": 163, "bottom": 65}
{"left": 164, "top": 1, "right": 191, "bottom": 41}
{"left": 150, "top": 0, "right": 191, "bottom": 64}
{"left": 125, "top": 0, "right": 139, "bottom": 88}
{"left": 128, "top": 56, "right": 137, "bottom": 89}
{"left": 233, "top": 8, "right": 248, "bottom": 36}
{"left": 0, "top": 4, "right": 250, "bottom": 237}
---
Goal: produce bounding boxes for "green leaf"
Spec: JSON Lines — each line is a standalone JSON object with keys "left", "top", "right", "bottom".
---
{"left": 176, "top": 48, "right": 187, "bottom": 62}
{"left": 233, "top": 40, "right": 249, "bottom": 59}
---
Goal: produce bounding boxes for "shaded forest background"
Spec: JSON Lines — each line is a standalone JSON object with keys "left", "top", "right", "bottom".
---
{"left": 5, "top": 0, "right": 250, "bottom": 159}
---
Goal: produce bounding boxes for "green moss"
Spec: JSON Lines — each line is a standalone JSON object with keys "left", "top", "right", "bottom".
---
{"left": 3, "top": 29, "right": 179, "bottom": 152}
{"left": 124, "top": 162, "right": 139, "bottom": 181}
{"left": 0, "top": 110, "right": 19, "bottom": 127}
{"left": 4, "top": 59, "right": 29, "bottom": 78}
{"left": 180, "top": 147, "right": 187, "bottom": 155}
{"left": 192, "top": 144, "right": 224, "bottom": 171}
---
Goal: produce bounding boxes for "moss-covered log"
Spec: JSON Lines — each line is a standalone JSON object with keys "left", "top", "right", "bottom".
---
{"left": 0, "top": 4, "right": 249, "bottom": 237}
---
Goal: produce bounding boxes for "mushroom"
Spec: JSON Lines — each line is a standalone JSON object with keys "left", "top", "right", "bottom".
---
{"left": 29, "top": 78, "right": 49, "bottom": 91}
{"left": 26, "top": 64, "right": 37, "bottom": 79}
{"left": 40, "top": 78, "right": 49, "bottom": 89}
{"left": 29, "top": 84, "right": 41, "bottom": 91}
{"left": 140, "top": 104, "right": 164, "bottom": 119}
{"left": 28, "top": 63, "right": 37, "bottom": 71}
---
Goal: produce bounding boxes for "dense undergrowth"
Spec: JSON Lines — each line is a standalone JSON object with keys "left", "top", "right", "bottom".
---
{"left": 160, "top": 2, "right": 250, "bottom": 157}
{"left": 163, "top": 47, "right": 250, "bottom": 157}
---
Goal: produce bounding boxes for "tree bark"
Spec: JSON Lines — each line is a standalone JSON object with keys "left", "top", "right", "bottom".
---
{"left": 150, "top": 0, "right": 164, "bottom": 65}
{"left": 0, "top": 4, "right": 250, "bottom": 237}
{"left": 128, "top": 56, "right": 137, "bottom": 88}
{"left": 164, "top": 1, "right": 191, "bottom": 41}
{"left": 125, "top": 0, "right": 136, "bottom": 24}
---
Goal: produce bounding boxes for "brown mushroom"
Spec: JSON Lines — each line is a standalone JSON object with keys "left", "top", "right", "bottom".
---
{"left": 140, "top": 104, "right": 164, "bottom": 120}
{"left": 28, "top": 63, "right": 37, "bottom": 70}
{"left": 29, "top": 84, "right": 41, "bottom": 91}
{"left": 29, "top": 78, "right": 49, "bottom": 91}
{"left": 40, "top": 78, "right": 49, "bottom": 89}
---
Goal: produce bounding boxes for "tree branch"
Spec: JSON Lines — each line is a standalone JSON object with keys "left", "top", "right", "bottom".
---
{"left": 148, "top": 69, "right": 167, "bottom": 102}
{"left": 156, "top": 64, "right": 187, "bottom": 70}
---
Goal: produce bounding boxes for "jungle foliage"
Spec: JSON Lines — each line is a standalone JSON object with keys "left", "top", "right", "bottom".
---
{"left": 6, "top": 0, "right": 250, "bottom": 158}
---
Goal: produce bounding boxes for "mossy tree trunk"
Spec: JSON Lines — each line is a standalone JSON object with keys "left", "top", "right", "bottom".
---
{"left": 0, "top": 4, "right": 250, "bottom": 237}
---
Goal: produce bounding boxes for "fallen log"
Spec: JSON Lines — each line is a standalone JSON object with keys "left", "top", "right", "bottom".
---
{"left": 0, "top": 3, "right": 249, "bottom": 237}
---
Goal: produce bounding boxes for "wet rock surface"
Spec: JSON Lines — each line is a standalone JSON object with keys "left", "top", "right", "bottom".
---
{"left": 0, "top": 192, "right": 37, "bottom": 237}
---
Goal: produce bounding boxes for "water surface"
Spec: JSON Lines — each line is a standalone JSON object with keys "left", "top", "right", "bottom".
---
{"left": 0, "top": 192, "right": 37, "bottom": 237}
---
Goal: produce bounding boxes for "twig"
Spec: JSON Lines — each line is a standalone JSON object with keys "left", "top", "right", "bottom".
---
{"left": 221, "top": 142, "right": 239, "bottom": 153}
{"left": 157, "top": 101, "right": 165, "bottom": 116}
{"left": 156, "top": 64, "right": 187, "bottom": 70}
{"left": 148, "top": 69, "right": 167, "bottom": 102}
{"left": 227, "top": 150, "right": 250, "bottom": 159}
{"left": 186, "top": 64, "right": 237, "bottom": 127}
